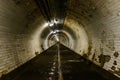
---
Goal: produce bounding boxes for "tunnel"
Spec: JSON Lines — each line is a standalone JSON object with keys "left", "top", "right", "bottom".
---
{"left": 0, "top": 0, "right": 120, "bottom": 80}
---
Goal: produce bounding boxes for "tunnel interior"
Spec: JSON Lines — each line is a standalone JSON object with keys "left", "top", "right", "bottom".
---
{"left": 1, "top": 43, "right": 119, "bottom": 80}
{"left": 0, "top": 0, "right": 120, "bottom": 79}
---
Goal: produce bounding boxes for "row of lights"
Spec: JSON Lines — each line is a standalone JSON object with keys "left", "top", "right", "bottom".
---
{"left": 48, "top": 19, "right": 60, "bottom": 27}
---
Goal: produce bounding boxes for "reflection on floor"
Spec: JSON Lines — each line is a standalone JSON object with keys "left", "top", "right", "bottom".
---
{"left": 0, "top": 43, "right": 120, "bottom": 80}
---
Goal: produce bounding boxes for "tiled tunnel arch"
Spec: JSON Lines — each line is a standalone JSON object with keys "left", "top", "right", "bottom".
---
{"left": 0, "top": 0, "right": 120, "bottom": 78}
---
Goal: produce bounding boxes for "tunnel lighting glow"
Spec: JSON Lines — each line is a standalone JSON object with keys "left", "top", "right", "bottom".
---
{"left": 51, "top": 31, "right": 56, "bottom": 34}
{"left": 49, "top": 22, "right": 54, "bottom": 27}
{"left": 64, "top": 18, "right": 89, "bottom": 55}
{"left": 51, "top": 30, "right": 61, "bottom": 34}
{"left": 54, "top": 19, "right": 59, "bottom": 24}
{"left": 44, "top": 22, "right": 49, "bottom": 27}
{"left": 56, "top": 30, "right": 61, "bottom": 33}
{"left": 30, "top": 22, "right": 49, "bottom": 54}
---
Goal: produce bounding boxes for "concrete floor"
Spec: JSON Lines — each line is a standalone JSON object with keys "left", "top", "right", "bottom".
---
{"left": 0, "top": 43, "right": 119, "bottom": 80}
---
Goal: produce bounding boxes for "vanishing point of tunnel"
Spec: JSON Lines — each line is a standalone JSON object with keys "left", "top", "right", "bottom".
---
{"left": 0, "top": 0, "right": 120, "bottom": 80}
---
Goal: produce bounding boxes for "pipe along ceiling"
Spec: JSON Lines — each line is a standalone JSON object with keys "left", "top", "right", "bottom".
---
{"left": 0, "top": 0, "right": 120, "bottom": 78}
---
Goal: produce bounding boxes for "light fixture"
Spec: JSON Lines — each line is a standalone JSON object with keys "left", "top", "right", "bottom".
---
{"left": 49, "top": 21, "right": 54, "bottom": 27}
{"left": 54, "top": 19, "right": 59, "bottom": 24}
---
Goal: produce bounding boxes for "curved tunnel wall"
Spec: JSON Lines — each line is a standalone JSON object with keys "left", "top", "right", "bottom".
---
{"left": 66, "top": 0, "right": 120, "bottom": 77}
{"left": 0, "top": 0, "right": 120, "bottom": 78}
{"left": 0, "top": 0, "right": 43, "bottom": 77}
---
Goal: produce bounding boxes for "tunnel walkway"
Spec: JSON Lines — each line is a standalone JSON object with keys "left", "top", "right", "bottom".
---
{"left": 0, "top": 43, "right": 119, "bottom": 80}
